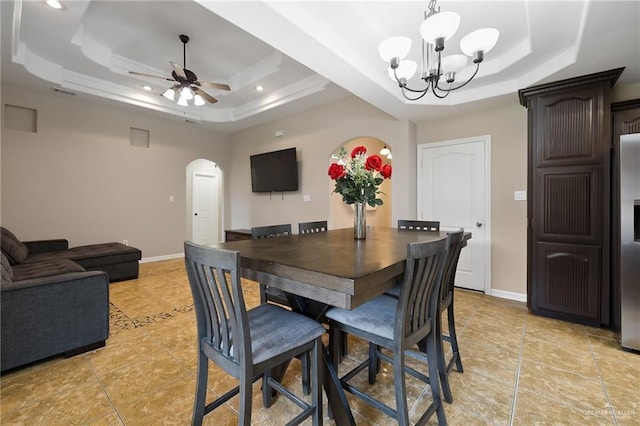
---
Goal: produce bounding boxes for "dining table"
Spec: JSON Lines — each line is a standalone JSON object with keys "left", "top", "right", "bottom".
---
{"left": 212, "top": 226, "right": 470, "bottom": 425}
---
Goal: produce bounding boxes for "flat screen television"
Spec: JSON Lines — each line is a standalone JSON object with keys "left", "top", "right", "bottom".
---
{"left": 250, "top": 147, "right": 299, "bottom": 192}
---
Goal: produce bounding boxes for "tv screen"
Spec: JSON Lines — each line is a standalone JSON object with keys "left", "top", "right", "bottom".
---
{"left": 250, "top": 147, "right": 299, "bottom": 192}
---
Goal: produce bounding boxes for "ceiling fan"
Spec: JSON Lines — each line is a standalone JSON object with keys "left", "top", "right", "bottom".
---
{"left": 129, "top": 34, "right": 230, "bottom": 105}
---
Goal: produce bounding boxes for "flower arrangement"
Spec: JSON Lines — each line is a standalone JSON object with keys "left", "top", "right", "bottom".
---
{"left": 328, "top": 145, "right": 392, "bottom": 207}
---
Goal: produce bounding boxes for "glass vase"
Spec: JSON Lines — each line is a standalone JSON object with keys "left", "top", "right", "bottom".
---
{"left": 354, "top": 201, "right": 367, "bottom": 239}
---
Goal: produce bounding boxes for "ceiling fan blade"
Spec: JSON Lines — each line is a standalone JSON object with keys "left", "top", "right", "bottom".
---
{"left": 194, "top": 87, "right": 218, "bottom": 104}
{"left": 170, "top": 62, "right": 187, "bottom": 80}
{"left": 128, "top": 71, "right": 175, "bottom": 82}
{"left": 198, "top": 81, "right": 231, "bottom": 91}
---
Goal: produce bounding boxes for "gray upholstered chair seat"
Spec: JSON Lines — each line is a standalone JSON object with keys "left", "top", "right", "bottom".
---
{"left": 326, "top": 294, "right": 399, "bottom": 342}
{"left": 205, "top": 303, "right": 324, "bottom": 366}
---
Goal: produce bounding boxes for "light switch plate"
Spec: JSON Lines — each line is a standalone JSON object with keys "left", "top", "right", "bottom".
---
{"left": 514, "top": 190, "right": 527, "bottom": 201}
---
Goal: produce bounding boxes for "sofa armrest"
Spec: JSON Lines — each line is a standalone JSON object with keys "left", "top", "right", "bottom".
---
{"left": 23, "top": 239, "right": 69, "bottom": 254}
{"left": 1, "top": 270, "right": 109, "bottom": 372}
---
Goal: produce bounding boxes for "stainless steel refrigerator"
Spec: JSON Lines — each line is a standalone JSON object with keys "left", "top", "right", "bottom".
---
{"left": 619, "top": 133, "right": 640, "bottom": 351}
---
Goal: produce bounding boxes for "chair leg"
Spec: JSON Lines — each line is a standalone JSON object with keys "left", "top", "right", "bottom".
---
{"left": 435, "top": 311, "right": 453, "bottom": 403}
{"left": 426, "top": 331, "right": 447, "bottom": 425}
{"left": 368, "top": 343, "right": 381, "bottom": 384}
{"left": 340, "top": 330, "right": 348, "bottom": 360}
{"left": 393, "top": 351, "right": 410, "bottom": 426}
{"left": 448, "top": 303, "right": 463, "bottom": 373}
{"left": 262, "top": 368, "right": 274, "bottom": 408}
{"left": 259, "top": 284, "right": 267, "bottom": 304}
{"left": 302, "top": 352, "right": 311, "bottom": 395}
{"left": 311, "top": 338, "right": 323, "bottom": 426}
{"left": 239, "top": 372, "right": 253, "bottom": 426}
{"left": 192, "top": 349, "right": 208, "bottom": 426}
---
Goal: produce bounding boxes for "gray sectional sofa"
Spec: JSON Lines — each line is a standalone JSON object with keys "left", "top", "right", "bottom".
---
{"left": 0, "top": 227, "right": 142, "bottom": 372}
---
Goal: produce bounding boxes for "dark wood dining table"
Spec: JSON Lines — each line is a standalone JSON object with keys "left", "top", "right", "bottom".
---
{"left": 212, "top": 226, "right": 470, "bottom": 425}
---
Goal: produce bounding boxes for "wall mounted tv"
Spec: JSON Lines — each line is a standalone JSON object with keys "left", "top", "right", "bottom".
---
{"left": 250, "top": 147, "right": 299, "bottom": 193}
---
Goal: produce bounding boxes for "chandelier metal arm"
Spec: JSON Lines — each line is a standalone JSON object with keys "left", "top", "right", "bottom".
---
{"left": 434, "top": 62, "right": 481, "bottom": 93}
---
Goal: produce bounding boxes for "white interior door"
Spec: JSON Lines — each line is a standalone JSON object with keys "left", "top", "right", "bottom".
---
{"left": 192, "top": 172, "right": 220, "bottom": 245}
{"left": 417, "top": 136, "right": 491, "bottom": 293}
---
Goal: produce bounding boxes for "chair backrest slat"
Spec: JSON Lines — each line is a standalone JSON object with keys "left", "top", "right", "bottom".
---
{"left": 185, "top": 241, "right": 250, "bottom": 372}
{"left": 395, "top": 237, "right": 449, "bottom": 349}
{"left": 440, "top": 229, "right": 465, "bottom": 310}
{"left": 251, "top": 224, "right": 292, "bottom": 239}
{"left": 298, "top": 220, "right": 328, "bottom": 234}
{"left": 397, "top": 219, "right": 440, "bottom": 232}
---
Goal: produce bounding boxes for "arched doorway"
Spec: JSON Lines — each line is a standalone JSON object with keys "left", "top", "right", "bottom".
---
{"left": 186, "top": 159, "right": 223, "bottom": 244}
{"left": 328, "top": 137, "right": 393, "bottom": 229}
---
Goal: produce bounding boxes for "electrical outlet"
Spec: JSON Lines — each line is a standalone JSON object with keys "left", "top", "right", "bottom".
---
{"left": 123, "top": 240, "right": 128, "bottom": 246}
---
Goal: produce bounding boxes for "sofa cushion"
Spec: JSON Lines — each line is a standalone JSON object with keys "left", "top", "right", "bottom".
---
{"left": 0, "top": 227, "right": 29, "bottom": 265}
{"left": 1, "top": 253, "right": 13, "bottom": 285}
{"left": 12, "top": 259, "right": 86, "bottom": 282}
{"left": 25, "top": 242, "right": 141, "bottom": 268}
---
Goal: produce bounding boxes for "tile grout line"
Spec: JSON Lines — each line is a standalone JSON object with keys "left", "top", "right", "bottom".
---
{"left": 586, "top": 332, "right": 618, "bottom": 425}
{"left": 84, "top": 352, "right": 127, "bottom": 425}
{"left": 508, "top": 312, "right": 528, "bottom": 426}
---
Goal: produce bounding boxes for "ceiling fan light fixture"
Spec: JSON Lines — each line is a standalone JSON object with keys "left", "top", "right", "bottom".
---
{"left": 180, "top": 86, "right": 194, "bottom": 100}
{"left": 177, "top": 96, "right": 189, "bottom": 106}
{"left": 162, "top": 88, "right": 175, "bottom": 101}
{"left": 380, "top": 145, "right": 391, "bottom": 156}
{"left": 46, "top": 0, "right": 64, "bottom": 10}
{"left": 193, "top": 94, "right": 206, "bottom": 106}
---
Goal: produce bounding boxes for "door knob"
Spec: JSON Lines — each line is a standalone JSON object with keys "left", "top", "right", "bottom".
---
{"left": 194, "top": 213, "right": 198, "bottom": 216}
{"left": 476, "top": 222, "right": 483, "bottom": 227}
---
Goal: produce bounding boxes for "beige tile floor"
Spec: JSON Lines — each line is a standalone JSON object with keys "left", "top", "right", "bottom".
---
{"left": 1, "top": 258, "right": 638, "bottom": 425}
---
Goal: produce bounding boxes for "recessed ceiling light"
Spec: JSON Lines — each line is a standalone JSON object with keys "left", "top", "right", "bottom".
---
{"left": 46, "top": 0, "right": 64, "bottom": 10}
{"left": 143, "top": 85, "right": 152, "bottom": 91}
{"left": 255, "top": 85, "right": 264, "bottom": 92}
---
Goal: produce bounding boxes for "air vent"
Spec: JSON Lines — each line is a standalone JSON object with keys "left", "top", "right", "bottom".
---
{"left": 52, "top": 87, "right": 76, "bottom": 96}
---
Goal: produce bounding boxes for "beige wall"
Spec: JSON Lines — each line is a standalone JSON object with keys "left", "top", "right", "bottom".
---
{"left": 1, "top": 85, "right": 230, "bottom": 258}
{"left": 228, "top": 96, "right": 415, "bottom": 231}
{"left": 416, "top": 101, "right": 529, "bottom": 296}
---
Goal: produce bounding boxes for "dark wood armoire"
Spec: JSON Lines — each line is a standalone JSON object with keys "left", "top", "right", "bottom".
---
{"left": 518, "top": 68, "right": 624, "bottom": 326}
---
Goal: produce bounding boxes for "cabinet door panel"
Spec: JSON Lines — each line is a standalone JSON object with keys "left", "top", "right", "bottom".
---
{"left": 535, "top": 166, "right": 602, "bottom": 243}
{"left": 535, "top": 242, "right": 601, "bottom": 322}
{"left": 534, "top": 86, "right": 605, "bottom": 167}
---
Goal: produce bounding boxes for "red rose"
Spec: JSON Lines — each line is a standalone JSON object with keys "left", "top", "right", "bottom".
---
{"left": 351, "top": 146, "right": 367, "bottom": 158}
{"left": 328, "top": 163, "right": 346, "bottom": 180}
{"left": 365, "top": 154, "right": 383, "bottom": 171}
{"left": 381, "top": 164, "right": 392, "bottom": 179}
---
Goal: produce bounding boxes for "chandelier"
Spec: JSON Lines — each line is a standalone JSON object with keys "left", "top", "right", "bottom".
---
{"left": 378, "top": 0, "right": 499, "bottom": 100}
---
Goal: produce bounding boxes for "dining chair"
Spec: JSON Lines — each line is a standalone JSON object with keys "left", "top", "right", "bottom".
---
{"left": 251, "top": 224, "right": 292, "bottom": 305}
{"left": 385, "top": 228, "right": 466, "bottom": 403}
{"left": 326, "top": 236, "right": 450, "bottom": 425}
{"left": 430, "top": 228, "right": 466, "bottom": 403}
{"left": 298, "top": 220, "right": 328, "bottom": 234}
{"left": 397, "top": 219, "right": 440, "bottom": 232}
{"left": 184, "top": 241, "right": 324, "bottom": 426}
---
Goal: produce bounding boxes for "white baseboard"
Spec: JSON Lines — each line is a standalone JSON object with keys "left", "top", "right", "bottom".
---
{"left": 140, "top": 253, "right": 184, "bottom": 263}
{"left": 489, "top": 289, "right": 527, "bottom": 303}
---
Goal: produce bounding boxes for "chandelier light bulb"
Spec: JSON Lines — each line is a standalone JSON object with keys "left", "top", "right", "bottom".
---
{"left": 460, "top": 28, "right": 500, "bottom": 56}
{"left": 388, "top": 60, "right": 417, "bottom": 81}
{"left": 378, "top": 0, "right": 497, "bottom": 101}
{"left": 441, "top": 54, "right": 468, "bottom": 74}
{"left": 193, "top": 94, "right": 206, "bottom": 106}
{"left": 378, "top": 36, "right": 412, "bottom": 62}
{"left": 420, "top": 11, "right": 460, "bottom": 44}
